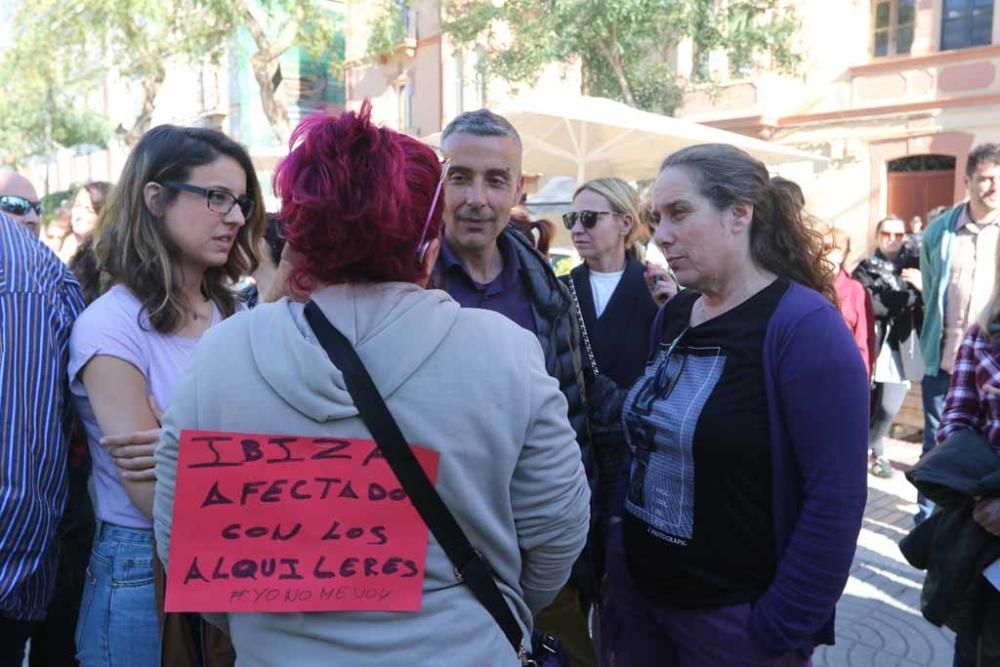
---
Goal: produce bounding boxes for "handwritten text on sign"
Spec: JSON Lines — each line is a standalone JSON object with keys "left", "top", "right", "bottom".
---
{"left": 165, "top": 431, "right": 439, "bottom": 613}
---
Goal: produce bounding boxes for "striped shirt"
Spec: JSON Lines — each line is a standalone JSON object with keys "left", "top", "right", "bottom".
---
{"left": 938, "top": 323, "right": 1000, "bottom": 448}
{"left": 0, "top": 213, "right": 85, "bottom": 620}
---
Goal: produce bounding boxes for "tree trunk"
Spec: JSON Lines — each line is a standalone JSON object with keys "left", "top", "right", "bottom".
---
{"left": 594, "top": 28, "right": 636, "bottom": 107}
{"left": 250, "top": 52, "right": 291, "bottom": 144}
{"left": 125, "top": 70, "right": 165, "bottom": 147}
{"left": 238, "top": 2, "right": 296, "bottom": 145}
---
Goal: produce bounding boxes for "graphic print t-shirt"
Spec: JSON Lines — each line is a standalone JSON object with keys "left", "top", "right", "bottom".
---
{"left": 622, "top": 279, "right": 788, "bottom": 608}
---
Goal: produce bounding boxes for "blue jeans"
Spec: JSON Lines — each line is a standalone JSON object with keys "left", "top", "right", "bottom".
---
{"left": 917, "top": 371, "right": 950, "bottom": 525}
{"left": 75, "top": 523, "right": 160, "bottom": 666}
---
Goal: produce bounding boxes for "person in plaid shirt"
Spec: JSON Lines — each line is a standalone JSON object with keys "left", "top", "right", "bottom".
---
{"left": 938, "top": 323, "right": 1000, "bottom": 449}
{"left": 937, "top": 244, "right": 1000, "bottom": 666}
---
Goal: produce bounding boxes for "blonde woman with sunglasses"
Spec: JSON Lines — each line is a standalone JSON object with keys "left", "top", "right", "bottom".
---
{"left": 564, "top": 178, "right": 661, "bottom": 391}
{"left": 563, "top": 178, "right": 664, "bottom": 619}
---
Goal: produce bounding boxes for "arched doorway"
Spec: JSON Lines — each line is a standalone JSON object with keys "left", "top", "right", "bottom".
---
{"left": 886, "top": 154, "right": 957, "bottom": 224}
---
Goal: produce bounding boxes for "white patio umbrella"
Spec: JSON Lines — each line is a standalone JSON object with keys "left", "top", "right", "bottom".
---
{"left": 425, "top": 94, "right": 824, "bottom": 182}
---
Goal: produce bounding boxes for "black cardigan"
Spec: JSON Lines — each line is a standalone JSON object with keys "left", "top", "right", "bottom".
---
{"left": 567, "top": 252, "right": 659, "bottom": 389}
{"left": 900, "top": 429, "right": 1000, "bottom": 658}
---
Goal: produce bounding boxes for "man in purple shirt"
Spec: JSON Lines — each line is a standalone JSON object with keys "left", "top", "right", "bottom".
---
{"left": 430, "top": 109, "right": 598, "bottom": 666}
{"left": 436, "top": 226, "right": 537, "bottom": 333}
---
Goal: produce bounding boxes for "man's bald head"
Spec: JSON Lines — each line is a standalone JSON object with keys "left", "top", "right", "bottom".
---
{"left": 0, "top": 170, "right": 42, "bottom": 237}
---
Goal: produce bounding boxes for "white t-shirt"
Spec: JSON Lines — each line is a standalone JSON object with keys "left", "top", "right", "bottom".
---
{"left": 589, "top": 269, "right": 625, "bottom": 318}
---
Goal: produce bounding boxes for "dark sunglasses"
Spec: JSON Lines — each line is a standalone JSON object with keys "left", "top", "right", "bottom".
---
{"left": 160, "top": 181, "right": 255, "bottom": 219}
{"left": 562, "top": 210, "right": 613, "bottom": 230}
{"left": 879, "top": 231, "right": 905, "bottom": 240}
{"left": 0, "top": 195, "right": 43, "bottom": 216}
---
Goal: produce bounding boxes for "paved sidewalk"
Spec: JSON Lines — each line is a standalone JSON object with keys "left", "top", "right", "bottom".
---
{"left": 813, "top": 437, "right": 955, "bottom": 667}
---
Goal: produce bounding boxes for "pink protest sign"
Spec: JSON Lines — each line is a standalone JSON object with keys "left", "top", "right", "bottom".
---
{"left": 165, "top": 430, "right": 438, "bottom": 613}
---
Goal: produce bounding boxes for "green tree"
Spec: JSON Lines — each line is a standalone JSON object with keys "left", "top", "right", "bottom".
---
{"left": 0, "top": 16, "right": 110, "bottom": 169}
{"left": 0, "top": 83, "right": 110, "bottom": 169}
{"left": 227, "top": 0, "right": 342, "bottom": 143}
{"left": 366, "top": 0, "right": 411, "bottom": 62}
{"left": 2, "top": 0, "right": 235, "bottom": 150}
{"left": 2, "top": 0, "right": 342, "bottom": 152}
{"left": 442, "top": 0, "right": 802, "bottom": 115}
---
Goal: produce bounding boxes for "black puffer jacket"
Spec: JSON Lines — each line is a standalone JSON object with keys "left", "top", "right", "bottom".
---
{"left": 900, "top": 429, "right": 1000, "bottom": 661}
{"left": 503, "top": 227, "right": 593, "bottom": 474}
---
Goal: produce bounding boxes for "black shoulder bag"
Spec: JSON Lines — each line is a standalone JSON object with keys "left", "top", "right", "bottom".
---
{"left": 303, "top": 301, "right": 564, "bottom": 667}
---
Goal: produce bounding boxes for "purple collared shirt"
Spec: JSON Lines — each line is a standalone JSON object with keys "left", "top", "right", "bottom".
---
{"left": 438, "top": 233, "right": 538, "bottom": 334}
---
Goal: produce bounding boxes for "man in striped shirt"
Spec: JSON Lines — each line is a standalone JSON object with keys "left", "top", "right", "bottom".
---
{"left": 0, "top": 212, "right": 84, "bottom": 662}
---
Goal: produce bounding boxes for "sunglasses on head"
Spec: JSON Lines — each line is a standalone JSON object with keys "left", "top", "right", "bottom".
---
{"left": 0, "top": 195, "right": 43, "bottom": 217}
{"left": 562, "top": 210, "right": 614, "bottom": 230}
{"left": 415, "top": 148, "right": 451, "bottom": 264}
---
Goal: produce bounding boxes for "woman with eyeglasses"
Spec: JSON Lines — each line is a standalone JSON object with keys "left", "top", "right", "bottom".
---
{"left": 852, "top": 215, "right": 925, "bottom": 479}
{"left": 69, "top": 125, "right": 264, "bottom": 665}
{"left": 602, "top": 144, "right": 868, "bottom": 666}
{"left": 151, "top": 105, "right": 589, "bottom": 665}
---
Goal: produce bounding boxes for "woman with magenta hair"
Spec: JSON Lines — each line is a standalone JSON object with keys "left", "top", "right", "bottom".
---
{"left": 152, "top": 104, "right": 590, "bottom": 665}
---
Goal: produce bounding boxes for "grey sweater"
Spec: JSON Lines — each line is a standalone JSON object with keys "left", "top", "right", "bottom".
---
{"left": 153, "top": 283, "right": 590, "bottom": 666}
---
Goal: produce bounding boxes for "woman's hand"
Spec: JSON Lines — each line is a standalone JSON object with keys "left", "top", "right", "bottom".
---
{"left": 263, "top": 243, "right": 305, "bottom": 303}
{"left": 901, "top": 268, "right": 922, "bottom": 293}
{"left": 100, "top": 396, "right": 163, "bottom": 481}
{"left": 644, "top": 263, "right": 679, "bottom": 306}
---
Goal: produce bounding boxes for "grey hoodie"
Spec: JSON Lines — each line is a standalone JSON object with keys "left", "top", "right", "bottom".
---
{"left": 153, "top": 282, "right": 590, "bottom": 666}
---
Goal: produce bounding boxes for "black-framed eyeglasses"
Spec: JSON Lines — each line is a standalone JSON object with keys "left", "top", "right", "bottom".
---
{"left": 0, "top": 195, "right": 43, "bottom": 217}
{"left": 160, "top": 181, "right": 255, "bottom": 219}
{"left": 562, "top": 210, "right": 614, "bottom": 230}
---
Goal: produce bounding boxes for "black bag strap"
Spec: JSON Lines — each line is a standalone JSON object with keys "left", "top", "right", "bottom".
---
{"left": 304, "top": 301, "right": 526, "bottom": 657}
